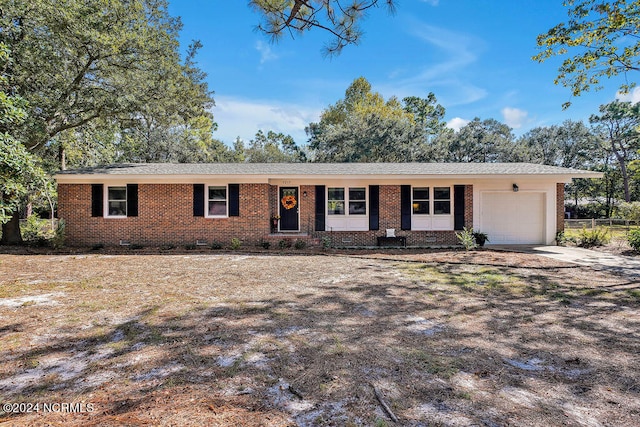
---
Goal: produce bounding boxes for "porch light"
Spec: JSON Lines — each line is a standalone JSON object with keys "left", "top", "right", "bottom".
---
{"left": 512, "top": 183, "right": 519, "bottom": 192}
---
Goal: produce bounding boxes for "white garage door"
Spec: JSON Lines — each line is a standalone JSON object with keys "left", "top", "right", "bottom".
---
{"left": 480, "top": 192, "right": 545, "bottom": 244}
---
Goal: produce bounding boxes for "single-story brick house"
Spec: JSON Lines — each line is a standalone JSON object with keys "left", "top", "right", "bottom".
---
{"left": 55, "top": 163, "right": 601, "bottom": 247}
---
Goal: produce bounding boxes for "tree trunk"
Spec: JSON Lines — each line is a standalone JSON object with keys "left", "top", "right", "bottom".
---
{"left": 59, "top": 144, "right": 66, "bottom": 171}
{"left": 1, "top": 210, "right": 23, "bottom": 245}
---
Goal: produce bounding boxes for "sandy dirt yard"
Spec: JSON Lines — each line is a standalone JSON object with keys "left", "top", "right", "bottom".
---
{"left": 0, "top": 249, "right": 638, "bottom": 426}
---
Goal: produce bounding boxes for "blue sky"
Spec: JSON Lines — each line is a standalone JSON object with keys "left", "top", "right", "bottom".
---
{"left": 167, "top": 0, "right": 640, "bottom": 145}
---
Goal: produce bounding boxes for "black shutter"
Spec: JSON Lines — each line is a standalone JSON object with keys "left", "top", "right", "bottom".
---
{"left": 454, "top": 185, "right": 465, "bottom": 231}
{"left": 126, "top": 184, "right": 138, "bottom": 217}
{"left": 369, "top": 185, "right": 379, "bottom": 231}
{"left": 91, "top": 184, "right": 103, "bottom": 217}
{"left": 400, "top": 185, "right": 411, "bottom": 231}
{"left": 228, "top": 184, "right": 240, "bottom": 217}
{"left": 193, "top": 184, "right": 204, "bottom": 217}
{"left": 315, "top": 185, "right": 325, "bottom": 231}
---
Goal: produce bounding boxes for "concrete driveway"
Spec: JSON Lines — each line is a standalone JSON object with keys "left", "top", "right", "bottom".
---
{"left": 491, "top": 245, "right": 640, "bottom": 280}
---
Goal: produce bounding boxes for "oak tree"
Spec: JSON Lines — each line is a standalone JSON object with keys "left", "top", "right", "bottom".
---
{"left": 534, "top": 0, "right": 640, "bottom": 107}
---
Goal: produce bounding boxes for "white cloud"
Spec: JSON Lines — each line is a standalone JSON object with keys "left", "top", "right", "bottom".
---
{"left": 447, "top": 117, "right": 470, "bottom": 131}
{"left": 255, "top": 40, "right": 278, "bottom": 64}
{"left": 377, "top": 21, "right": 487, "bottom": 107}
{"left": 212, "top": 95, "right": 322, "bottom": 144}
{"left": 501, "top": 107, "right": 528, "bottom": 129}
{"left": 616, "top": 87, "right": 640, "bottom": 103}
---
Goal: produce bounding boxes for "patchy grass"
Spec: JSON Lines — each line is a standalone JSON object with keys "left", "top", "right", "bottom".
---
{"left": 0, "top": 252, "right": 639, "bottom": 426}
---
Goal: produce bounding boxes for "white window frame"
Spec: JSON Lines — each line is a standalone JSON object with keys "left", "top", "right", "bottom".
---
{"left": 105, "top": 185, "right": 127, "bottom": 218}
{"left": 327, "top": 187, "right": 346, "bottom": 216}
{"left": 411, "top": 185, "right": 454, "bottom": 231}
{"left": 433, "top": 186, "right": 452, "bottom": 215}
{"left": 412, "top": 187, "right": 430, "bottom": 216}
{"left": 206, "top": 185, "right": 229, "bottom": 218}
{"left": 348, "top": 187, "right": 367, "bottom": 216}
{"left": 327, "top": 187, "right": 367, "bottom": 216}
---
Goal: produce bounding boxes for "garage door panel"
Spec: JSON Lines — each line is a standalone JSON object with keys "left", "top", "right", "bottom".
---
{"left": 481, "top": 192, "right": 544, "bottom": 244}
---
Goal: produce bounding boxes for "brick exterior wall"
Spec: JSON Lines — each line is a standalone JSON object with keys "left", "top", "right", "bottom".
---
{"left": 557, "top": 183, "right": 565, "bottom": 234}
{"left": 58, "top": 182, "right": 475, "bottom": 247}
{"left": 464, "top": 184, "right": 473, "bottom": 230}
{"left": 58, "top": 183, "right": 271, "bottom": 247}
{"left": 314, "top": 184, "right": 473, "bottom": 247}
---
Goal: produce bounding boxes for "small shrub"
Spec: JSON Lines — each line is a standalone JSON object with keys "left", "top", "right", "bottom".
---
{"left": 230, "top": 238, "right": 242, "bottom": 250}
{"left": 555, "top": 230, "right": 567, "bottom": 246}
{"left": 618, "top": 201, "right": 640, "bottom": 222}
{"left": 50, "top": 219, "right": 65, "bottom": 248}
{"left": 472, "top": 231, "right": 489, "bottom": 247}
{"left": 210, "top": 242, "right": 223, "bottom": 250}
{"left": 278, "top": 239, "right": 292, "bottom": 249}
{"left": 160, "top": 244, "right": 176, "bottom": 250}
{"left": 321, "top": 236, "right": 332, "bottom": 249}
{"left": 130, "top": 243, "right": 144, "bottom": 250}
{"left": 456, "top": 227, "right": 477, "bottom": 251}
{"left": 184, "top": 243, "right": 196, "bottom": 250}
{"left": 22, "top": 214, "right": 44, "bottom": 241}
{"left": 260, "top": 240, "right": 271, "bottom": 249}
{"left": 294, "top": 239, "right": 306, "bottom": 250}
{"left": 628, "top": 229, "right": 640, "bottom": 252}
{"left": 21, "top": 215, "right": 65, "bottom": 248}
{"left": 577, "top": 226, "right": 610, "bottom": 248}
{"left": 91, "top": 243, "right": 105, "bottom": 251}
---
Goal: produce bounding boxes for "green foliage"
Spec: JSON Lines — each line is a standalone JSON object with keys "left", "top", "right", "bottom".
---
{"left": 589, "top": 101, "right": 640, "bottom": 203}
{"left": 0, "top": 43, "right": 48, "bottom": 227}
{"left": 618, "top": 202, "right": 640, "bottom": 221}
{"left": 49, "top": 219, "right": 66, "bottom": 249}
{"left": 238, "top": 130, "right": 307, "bottom": 163}
{"left": 260, "top": 240, "right": 271, "bottom": 249}
{"left": 19, "top": 215, "right": 64, "bottom": 248}
{"left": 434, "top": 118, "right": 516, "bottom": 162}
{"left": 1, "top": 0, "right": 215, "bottom": 164}
{"left": 534, "top": 0, "right": 640, "bottom": 106}
{"left": 472, "top": 231, "right": 489, "bottom": 246}
{"left": 627, "top": 229, "right": 640, "bottom": 252}
{"left": 294, "top": 239, "right": 306, "bottom": 250}
{"left": 308, "top": 77, "right": 445, "bottom": 162}
{"left": 456, "top": 227, "right": 478, "bottom": 251}
{"left": 517, "top": 120, "right": 597, "bottom": 168}
{"left": 21, "top": 214, "right": 44, "bottom": 242}
{"left": 278, "top": 239, "right": 292, "bottom": 249}
{"left": 577, "top": 226, "right": 611, "bottom": 248}
{"left": 556, "top": 230, "right": 568, "bottom": 247}
{"left": 210, "top": 242, "right": 223, "bottom": 250}
{"left": 230, "top": 238, "right": 242, "bottom": 250}
{"left": 321, "top": 236, "right": 332, "bottom": 249}
{"left": 249, "top": 1, "right": 396, "bottom": 56}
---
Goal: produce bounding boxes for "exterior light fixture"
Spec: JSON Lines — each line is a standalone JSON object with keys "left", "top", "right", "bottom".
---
{"left": 512, "top": 184, "right": 519, "bottom": 192}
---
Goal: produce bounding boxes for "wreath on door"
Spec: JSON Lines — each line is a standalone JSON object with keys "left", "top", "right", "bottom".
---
{"left": 281, "top": 195, "right": 297, "bottom": 210}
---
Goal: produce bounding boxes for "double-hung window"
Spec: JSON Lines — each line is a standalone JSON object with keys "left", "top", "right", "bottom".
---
{"left": 412, "top": 187, "right": 451, "bottom": 215}
{"left": 412, "top": 187, "right": 430, "bottom": 215}
{"left": 433, "top": 187, "right": 451, "bottom": 214}
{"left": 107, "top": 186, "right": 127, "bottom": 217}
{"left": 328, "top": 187, "right": 366, "bottom": 216}
{"left": 328, "top": 188, "right": 345, "bottom": 215}
{"left": 348, "top": 188, "right": 366, "bottom": 215}
{"left": 207, "top": 186, "right": 228, "bottom": 217}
